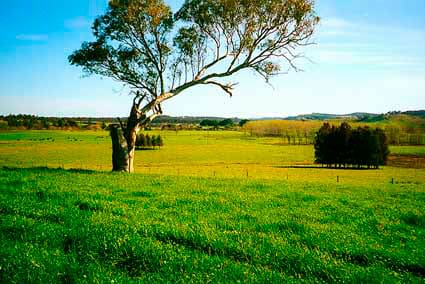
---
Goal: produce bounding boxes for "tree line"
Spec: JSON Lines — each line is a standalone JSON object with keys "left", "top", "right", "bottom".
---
{"left": 0, "top": 115, "right": 248, "bottom": 131}
{"left": 1, "top": 115, "right": 78, "bottom": 129}
{"left": 135, "top": 133, "right": 164, "bottom": 149}
{"left": 314, "top": 122, "right": 390, "bottom": 169}
{"left": 200, "top": 119, "right": 241, "bottom": 128}
{"left": 243, "top": 120, "right": 320, "bottom": 144}
{"left": 243, "top": 118, "right": 425, "bottom": 146}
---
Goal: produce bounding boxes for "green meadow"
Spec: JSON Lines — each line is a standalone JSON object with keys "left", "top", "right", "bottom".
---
{"left": 1, "top": 130, "right": 424, "bottom": 282}
{"left": 1, "top": 130, "right": 424, "bottom": 183}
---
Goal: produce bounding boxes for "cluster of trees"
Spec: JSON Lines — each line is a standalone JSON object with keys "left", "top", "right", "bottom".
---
{"left": 0, "top": 115, "right": 80, "bottom": 130}
{"left": 135, "top": 133, "right": 164, "bottom": 149}
{"left": 244, "top": 118, "right": 425, "bottom": 146}
{"left": 314, "top": 122, "right": 390, "bottom": 169}
{"left": 200, "top": 119, "right": 234, "bottom": 128}
{"left": 244, "top": 120, "right": 321, "bottom": 144}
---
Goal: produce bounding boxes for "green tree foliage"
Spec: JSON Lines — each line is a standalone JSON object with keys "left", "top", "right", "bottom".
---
{"left": 135, "top": 132, "right": 146, "bottom": 147}
{"left": 314, "top": 122, "right": 332, "bottom": 166}
{"left": 218, "top": 119, "right": 234, "bottom": 127}
{"left": 200, "top": 119, "right": 235, "bottom": 128}
{"left": 57, "top": 119, "right": 66, "bottom": 128}
{"left": 41, "top": 118, "right": 50, "bottom": 129}
{"left": 314, "top": 123, "right": 390, "bottom": 169}
{"left": 66, "top": 120, "right": 79, "bottom": 128}
{"left": 151, "top": 135, "right": 157, "bottom": 148}
{"left": 145, "top": 134, "right": 152, "bottom": 147}
{"left": 135, "top": 133, "right": 164, "bottom": 149}
{"left": 157, "top": 135, "right": 163, "bottom": 148}
{"left": 1, "top": 115, "right": 81, "bottom": 130}
{"left": 239, "top": 119, "right": 249, "bottom": 127}
{"left": 200, "top": 120, "right": 219, "bottom": 127}
{"left": 374, "top": 128, "right": 390, "bottom": 165}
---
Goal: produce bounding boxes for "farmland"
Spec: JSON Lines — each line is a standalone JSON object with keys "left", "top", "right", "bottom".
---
{"left": 243, "top": 114, "right": 425, "bottom": 146}
{"left": 1, "top": 130, "right": 425, "bottom": 282}
{"left": 0, "top": 130, "right": 424, "bottom": 183}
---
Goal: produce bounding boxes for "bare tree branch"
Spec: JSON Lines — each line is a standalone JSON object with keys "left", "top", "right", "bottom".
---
{"left": 117, "top": 117, "right": 125, "bottom": 130}
{"left": 204, "top": 81, "right": 237, "bottom": 97}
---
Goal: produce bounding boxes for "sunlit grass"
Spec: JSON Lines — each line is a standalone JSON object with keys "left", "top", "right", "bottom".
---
{"left": 1, "top": 130, "right": 424, "bottom": 282}
{"left": 1, "top": 130, "right": 424, "bottom": 184}
{"left": 0, "top": 167, "right": 424, "bottom": 282}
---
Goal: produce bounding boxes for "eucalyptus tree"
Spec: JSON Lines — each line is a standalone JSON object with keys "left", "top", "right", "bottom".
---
{"left": 69, "top": 0, "right": 319, "bottom": 172}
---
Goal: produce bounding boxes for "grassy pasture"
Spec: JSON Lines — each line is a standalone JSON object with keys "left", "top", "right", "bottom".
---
{"left": 1, "top": 167, "right": 425, "bottom": 283}
{"left": 0, "top": 130, "right": 424, "bottom": 184}
{"left": 0, "top": 130, "right": 425, "bottom": 282}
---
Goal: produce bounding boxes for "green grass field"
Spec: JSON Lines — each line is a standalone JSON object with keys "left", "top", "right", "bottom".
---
{"left": 1, "top": 130, "right": 424, "bottom": 183}
{"left": 1, "top": 130, "right": 425, "bottom": 282}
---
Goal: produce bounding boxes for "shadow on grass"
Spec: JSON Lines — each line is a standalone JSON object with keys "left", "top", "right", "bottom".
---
{"left": 1, "top": 166, "right": 96, "bottom": 174}
{"left": 135, "top": 147, "right": 159, "bottom": 151}
{"left": 274, "top": 165, "right": 381, "bottom": 170}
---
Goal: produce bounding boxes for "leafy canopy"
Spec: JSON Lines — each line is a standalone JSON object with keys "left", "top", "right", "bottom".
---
{"left": 69, "top": 0, "right": 318, "bottom": 114}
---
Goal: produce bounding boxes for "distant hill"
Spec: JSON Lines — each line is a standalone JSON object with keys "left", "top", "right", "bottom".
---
{"left": 389, "top": 110, "right": 425, "bottom": 118}
{"left": 154, "top": 112, "right": 383, "bottom": 123}
{"left": 152, "top": 115, "right": 240, "bottom": 124}
{"left": 1, "top": 110, "right": 423, "bottom": 128}
{"left": 130, "top": 110, "right": 425, "bottom": 124}
{"left": 272, "top": 110, "right": 425, "bottom": 122}
{"left": 283, "top": 112, "right": 380, "bottom": 121}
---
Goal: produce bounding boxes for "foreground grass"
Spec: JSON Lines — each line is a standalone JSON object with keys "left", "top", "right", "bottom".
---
{"left": 1, "top": 167, "right": 424, "bottom": 283}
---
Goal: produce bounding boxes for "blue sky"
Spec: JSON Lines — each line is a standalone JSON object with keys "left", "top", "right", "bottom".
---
{"left": 0, "top": 0, "right": 424, "bottom": 118}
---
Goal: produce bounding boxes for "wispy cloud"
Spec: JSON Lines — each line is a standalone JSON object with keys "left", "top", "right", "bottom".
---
{"left": 319, "top": 17, "right": 425, "bottom": 41}
{"left": 320, "top": 18, "right": 353, "bottom": 30}
{"left": 311, "top": 50, "right": 425, "bottom": 69}
{"left": 64, "top": 16, "right": 91, "bottom": 29}
{"left": 317, "top": 18, "right": 359, "bottom": 38}
{"left": 16, "top": 34, "right": 48, "bottom": 41}
{"left": 313, "top": 17, "right": 425, "bottom": 71}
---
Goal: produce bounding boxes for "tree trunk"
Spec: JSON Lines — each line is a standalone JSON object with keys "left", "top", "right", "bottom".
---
{"left": 110, "top": 124, "right": 138, "bottom": 173}
{"left": 110, "top": 125, "right": 133, "bottom": 172}
{"left": 109, "top": 102, "right": 144, "bottom": 173}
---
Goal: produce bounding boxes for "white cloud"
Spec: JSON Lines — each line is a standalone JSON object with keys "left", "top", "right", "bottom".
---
{"left": 64, "top": 17, "right": 91, "bottom": 29}
{"left": 16, "top": 34, "right": 48, "bottom": 41}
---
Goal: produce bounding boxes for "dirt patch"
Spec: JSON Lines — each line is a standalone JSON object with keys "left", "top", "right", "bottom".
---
{"left": 387, "top": 154, "right": 425, "bottom": 168}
